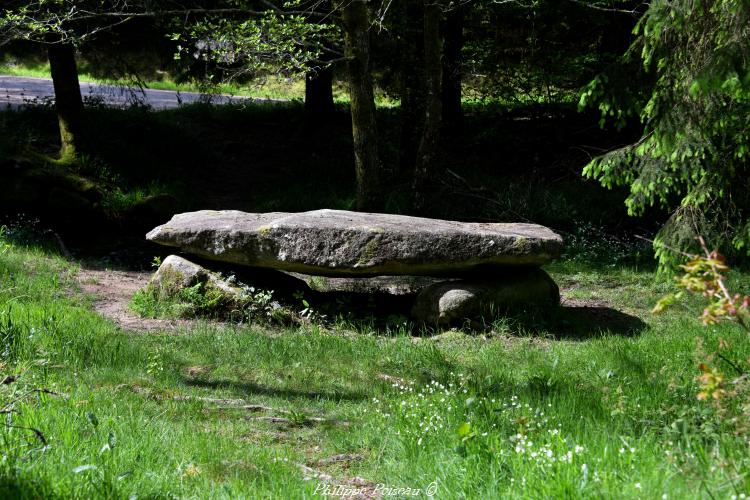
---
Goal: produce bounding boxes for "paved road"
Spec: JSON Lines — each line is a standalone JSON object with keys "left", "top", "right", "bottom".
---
{"left": 0, "top": 75, "right": 269, "bottom": 109}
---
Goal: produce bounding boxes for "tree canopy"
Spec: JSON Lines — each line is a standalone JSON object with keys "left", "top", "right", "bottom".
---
{"left": 581, "top": 0, "right": 750, "bottom": 265}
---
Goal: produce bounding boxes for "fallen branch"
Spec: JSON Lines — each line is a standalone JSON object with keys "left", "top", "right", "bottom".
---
{"left": 244, "top": 415, "right": 336, "bottom": 425}
{"left": 174, "top": 395, "right": 247, "bottom": 406}
{"left": 129, "top": 385, "right": 248, "bottom": 406}
{"left": 216, "top": 404, "right": 280, "bottom": 412}
{"left": 126, "top": 386, "right": 344, "bottom": 425}
{"left": 315, "top": 454, "right": 365, "bottom": 466}
{"left": 245, "top": 416, "right": 296, "bottom": 424}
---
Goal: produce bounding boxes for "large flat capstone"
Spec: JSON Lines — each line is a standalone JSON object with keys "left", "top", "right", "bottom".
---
{"left": 146, "top": 209, "right": 563, "bottom": 277}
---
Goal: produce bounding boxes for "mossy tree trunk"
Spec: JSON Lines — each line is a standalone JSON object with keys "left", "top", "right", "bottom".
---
{"left": 340, "top": 0, "right": 382, "bottom": 212}
{"left": 411, "top": 2, "right": 444, "bottom": 213}
{"left": 47, "top": 41, "right": 83, "bottom": 162}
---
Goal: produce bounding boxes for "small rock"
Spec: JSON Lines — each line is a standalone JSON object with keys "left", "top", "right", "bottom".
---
{"left": 152, "top": 255, "right": 205, "bottom": 290}
{"left": 150, "top": 254, "right": 245, "bottom": 303}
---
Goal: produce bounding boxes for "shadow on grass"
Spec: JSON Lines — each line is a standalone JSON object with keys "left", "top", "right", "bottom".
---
{"left": 467, "top": 304, "right": 648, "bottom": 340}
{"left": 547, "top": 305, "right": 647, "bottom": 340}
{"left": 0, "top": 474, "right": 67, "bottom": 500}
{"left": 182, "top": 377, "right": 370, "bottom": 403}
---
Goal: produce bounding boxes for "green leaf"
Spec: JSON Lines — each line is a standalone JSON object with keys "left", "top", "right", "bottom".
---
{"left": 457, "top": 422, "right": 471, "bottom": 438}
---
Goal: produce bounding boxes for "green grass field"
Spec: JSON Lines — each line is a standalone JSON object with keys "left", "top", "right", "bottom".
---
{"left": 2, "top": 228, "right": 749, "bottom": 499}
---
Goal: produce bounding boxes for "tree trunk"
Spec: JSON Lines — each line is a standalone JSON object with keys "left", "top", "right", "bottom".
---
{"left": 305, "top": 66, "right": 335, "bottom": 116}
{"left": 399, "top": 0, "right": 426, "bottom": 173}
{"left": 441, "top": 5, "right": 464, "bottom": 131}
{"left": 47, "top": 42, "right": 83, "bottom": 161}
{"left": 411, "top": 2, "right": 443, "bottom": 213}
{"left": 340, "top": 0, "right": 382, "bottom": 212}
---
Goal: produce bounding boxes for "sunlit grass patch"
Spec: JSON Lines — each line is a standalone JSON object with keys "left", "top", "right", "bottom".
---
{"left": 1, "top": 230, "right": 750, "bottom": 497}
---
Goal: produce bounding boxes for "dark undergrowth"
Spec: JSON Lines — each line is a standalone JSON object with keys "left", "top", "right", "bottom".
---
{"left": 1, "top": 100, "right": 660, "bottom": 267}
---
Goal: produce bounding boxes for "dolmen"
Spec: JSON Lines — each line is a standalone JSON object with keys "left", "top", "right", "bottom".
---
{"left": 146, "top": 209, "right": 563, "bottom": 326}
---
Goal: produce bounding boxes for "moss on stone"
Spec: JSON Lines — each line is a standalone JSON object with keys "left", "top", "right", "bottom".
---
{"left": 356, "top": 236, "right": 380, "bottom": 267}
{"left": 307, "top": 275, "right": 327, "bottom": 291}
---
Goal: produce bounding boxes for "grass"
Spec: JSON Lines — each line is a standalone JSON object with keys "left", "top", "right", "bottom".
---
{"left": 2, "top": 229, "right": 750, "bottom": 498}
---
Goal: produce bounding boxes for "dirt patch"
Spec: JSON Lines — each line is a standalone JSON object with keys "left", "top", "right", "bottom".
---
{"left": 77, "top": 267, "right": 189, "bottom": 332}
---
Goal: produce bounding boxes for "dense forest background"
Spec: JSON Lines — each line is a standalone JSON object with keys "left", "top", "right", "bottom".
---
{"left": 0, "top": 1, "right": 747, "bottom": 268}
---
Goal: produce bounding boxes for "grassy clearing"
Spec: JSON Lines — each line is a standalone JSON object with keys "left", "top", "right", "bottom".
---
{"left": 2, "top": 231, "right": 750, "bottom": 498}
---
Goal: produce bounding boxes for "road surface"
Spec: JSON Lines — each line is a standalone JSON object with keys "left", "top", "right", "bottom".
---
{"left": 0, "top": 75, "right": 270, "bottom": 109}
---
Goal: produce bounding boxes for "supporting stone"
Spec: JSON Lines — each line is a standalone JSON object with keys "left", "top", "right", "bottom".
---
{"left": 411, "top": 268, "right": 559, "bottom": 326}
{"left": 150, "top": 254, "right": 245, "bottom": 302}
{"left": 284, "top": 272, "right": 455, "bottom": 296}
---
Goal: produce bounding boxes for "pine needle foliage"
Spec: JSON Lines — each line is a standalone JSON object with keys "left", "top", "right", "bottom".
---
{"left": 580, "top": 0, "right": 750, "bottom": 267}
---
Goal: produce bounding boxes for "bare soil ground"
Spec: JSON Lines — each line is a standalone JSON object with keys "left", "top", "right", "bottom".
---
{"left": 77, "top": 267, "right": 189, "bottom": 332}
